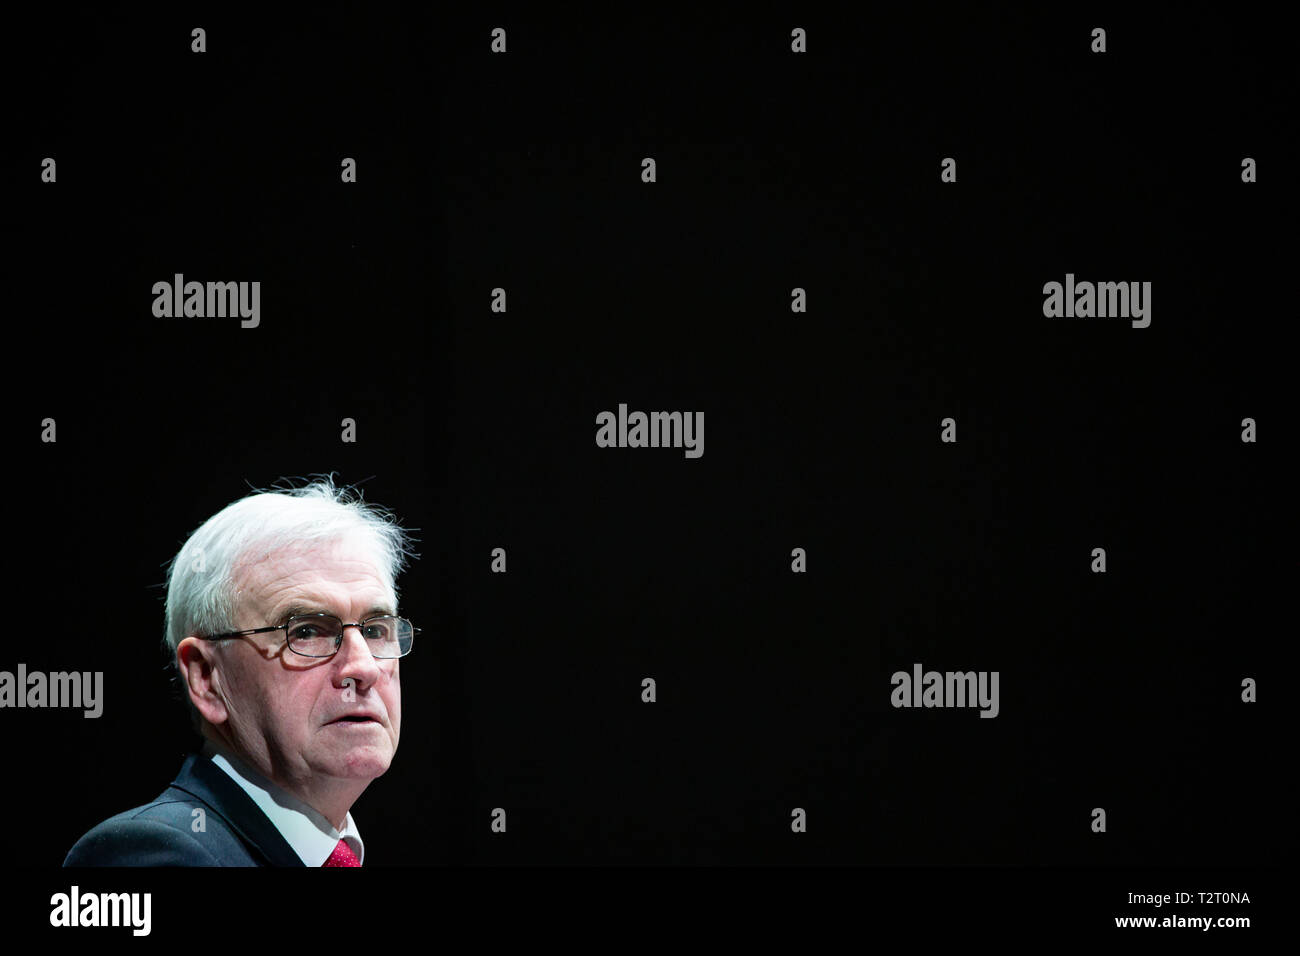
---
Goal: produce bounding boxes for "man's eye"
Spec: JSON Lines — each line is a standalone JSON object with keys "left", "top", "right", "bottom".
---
{"left": 291, "top": 625, "right": 322, "bottom": 639}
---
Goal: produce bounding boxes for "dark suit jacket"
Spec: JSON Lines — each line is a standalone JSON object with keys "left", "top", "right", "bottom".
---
{"left": 64, "top": 752, "right": 306, "bottom": 866}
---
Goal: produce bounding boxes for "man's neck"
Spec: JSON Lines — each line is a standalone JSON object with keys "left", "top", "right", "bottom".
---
{"left": 201, "top": 729, "right": 365, "bottom": 831}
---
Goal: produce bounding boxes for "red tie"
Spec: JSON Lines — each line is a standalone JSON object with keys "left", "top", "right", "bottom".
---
{"left": 323, "top": 838, "right": 361, "bottom": 867}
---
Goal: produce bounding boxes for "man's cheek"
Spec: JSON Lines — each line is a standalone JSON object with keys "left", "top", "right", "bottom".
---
{"left": 387, "top": 666, "right": 401, "bottom": 717}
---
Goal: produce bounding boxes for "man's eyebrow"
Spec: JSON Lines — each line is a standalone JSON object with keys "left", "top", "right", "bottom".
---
{"left": 267, "top": 603, "right": 397, "bottom": 625}
{"left": 268, "top": 603, "right": 324, "bottom": 625}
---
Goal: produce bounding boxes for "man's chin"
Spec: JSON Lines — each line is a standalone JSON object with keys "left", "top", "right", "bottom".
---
{"left": 327, "top": 744, "right": 395, "bottom": 780}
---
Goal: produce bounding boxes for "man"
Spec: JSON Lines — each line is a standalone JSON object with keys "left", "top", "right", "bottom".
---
{"left": 64, "top": 478, "right": 417, "bottom": 866}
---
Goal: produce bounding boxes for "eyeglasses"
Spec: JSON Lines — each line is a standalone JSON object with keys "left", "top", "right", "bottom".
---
{"left": 202, "top": 613, "right": 417, "bottom": 659}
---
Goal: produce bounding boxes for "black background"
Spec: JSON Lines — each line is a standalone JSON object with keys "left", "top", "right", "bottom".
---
{"left": 3, "top": 3, "right": 1283, "bottom": 932}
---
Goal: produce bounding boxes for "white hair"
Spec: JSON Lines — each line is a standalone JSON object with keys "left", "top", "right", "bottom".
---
{"left": 164, "top": 477, "right": 417, "bottom": 657}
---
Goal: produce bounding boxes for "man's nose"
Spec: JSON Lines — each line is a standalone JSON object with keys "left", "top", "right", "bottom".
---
{"left": 334, "top": 625, "right": 382, "bottom": 683}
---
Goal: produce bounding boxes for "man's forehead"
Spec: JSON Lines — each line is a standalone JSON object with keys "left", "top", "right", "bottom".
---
{"left": 232, "top": 539, "right": 394, "bottom": 608}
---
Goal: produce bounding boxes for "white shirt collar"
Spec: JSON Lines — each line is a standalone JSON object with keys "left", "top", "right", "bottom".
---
{"left": 201, "top": 739, "right": 365, "bottom": 866}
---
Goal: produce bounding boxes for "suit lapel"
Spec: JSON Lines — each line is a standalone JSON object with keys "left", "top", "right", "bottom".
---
{"left": 170, "top": 754, "right": 307, "bottom": 867}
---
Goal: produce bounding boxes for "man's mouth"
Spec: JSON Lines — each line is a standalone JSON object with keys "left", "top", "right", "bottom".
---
{"left": 331, "top": 715, "right": 380, "bottom": 724}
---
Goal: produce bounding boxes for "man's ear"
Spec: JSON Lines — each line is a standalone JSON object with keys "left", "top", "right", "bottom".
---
{"left": 177, "top": 637, "right": 230, "bottom": 726}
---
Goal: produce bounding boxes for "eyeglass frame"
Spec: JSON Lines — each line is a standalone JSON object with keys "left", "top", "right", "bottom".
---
{"left": 199, "top": 612, "right": 418, "bottom": 659}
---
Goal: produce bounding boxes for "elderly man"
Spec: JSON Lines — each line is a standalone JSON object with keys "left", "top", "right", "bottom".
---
{"left": 64, "top": 479, "right": 417, "bottom": 866}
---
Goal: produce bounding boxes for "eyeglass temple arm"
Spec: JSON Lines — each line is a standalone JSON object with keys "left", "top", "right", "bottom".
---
{"left": 200, "top": 624, "right": 287, "bottom": 641}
